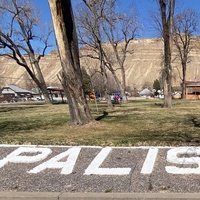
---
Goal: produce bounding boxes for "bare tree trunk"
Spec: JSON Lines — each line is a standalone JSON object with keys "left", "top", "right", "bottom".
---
{"left": 163, "top": 36, "right": 172, "bottom": 108}
{"left": 173, "top": 9, "right": 198, "bottom": 100}
{"left": 182, "top": 62, "right": 187, "bottom": 99}
{"left": 103, "top": 42, "right": 128, "bottom": 103}
{"left": 57, "top": 72, "right": 76, "bottom": 120}
{"left": 101, "top": 65, "right": 113, "bottom": 110}
{"left": 49, "top": 0, "right": 93, "bottom": 125}
{"left": 159, "top": 0, "right": 175, "bottom": 108}
{"left": 32, "top": 60, "right": 51, "bottom": 103}
{"left": 98, "top": 46, "right": 113, "bottom": 109}
{"left": 163, "top": 75, "right": 172, "bottom": 107}
{"left": 102, "top": 67, "right": 113, "bottom": 109}
{"left": 121, "top": 67, "right": 127, "bottom": 102}
{"left": 112, "top": 50, "right": 127, "bottom": 102}
{"left": 18, "top": 60, "right": 51, "bottom": 103}
{"left": 108, "top": 66, "right": 126, "bottom": 102}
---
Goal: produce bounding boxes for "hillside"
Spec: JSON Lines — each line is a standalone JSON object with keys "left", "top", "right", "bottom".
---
{"left": 1, "top": 38, "right": 200, "bottom": 90}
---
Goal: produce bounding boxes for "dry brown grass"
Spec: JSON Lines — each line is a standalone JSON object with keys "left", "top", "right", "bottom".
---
{"left": 0, "top": 99, "right": 200, "bottom": 146}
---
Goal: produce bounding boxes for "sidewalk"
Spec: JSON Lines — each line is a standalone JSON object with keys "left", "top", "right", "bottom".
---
{"left": 0, "top": 192, "right": 200, "bottom": 200}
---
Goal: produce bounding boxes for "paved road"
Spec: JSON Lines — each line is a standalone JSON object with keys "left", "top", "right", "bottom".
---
{"left": 0, "top": 145, "right": 200, "bottom": 194}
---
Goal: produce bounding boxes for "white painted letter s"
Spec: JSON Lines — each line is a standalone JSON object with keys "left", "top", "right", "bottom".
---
{"left": 166, "top": 147, "right": 200, "bottom": 174}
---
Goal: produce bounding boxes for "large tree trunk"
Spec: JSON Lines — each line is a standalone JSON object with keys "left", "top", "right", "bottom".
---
{"left": 163, "top": 76, "right": 172, "bottom": 108}
{"left": 159, "top": 0, "right": 175, "bottom": 108}
{"left": 121, "top": 67, "right": 127, "bottom": 102}
{"left": 181, "top": 62, "right": 187, "bottom": 99}
{"left": 49, "top": 0, "right": 92, "bottom": 125}
{"left": 163, "top": 33, "right": 172, "bottom": 108}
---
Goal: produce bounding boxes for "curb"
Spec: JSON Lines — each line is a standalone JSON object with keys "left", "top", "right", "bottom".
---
{"left": 0, "top": 192, "right": 200, "bottom": 200}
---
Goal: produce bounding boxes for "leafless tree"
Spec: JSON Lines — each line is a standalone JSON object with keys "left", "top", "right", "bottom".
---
{"left": 78, "top": 0, "right": 139, "bottom": 103}
{"left": 0, "top": 0, "right": 52, "bottom": 103}
{"left": 77, "top": 0, "right": 113, "bottom": 109}
{"left": 88, "top": 67, "right": 118, "bottom": 97}
{"left": 48, "top": 0, "right": 93, "bottom": 125}
{"left": 173, "top": 9, "right": 199, "bottom": 99}
{"left": 159, "top": 0, "right": 175, "bottom": 108}
{"left": 101, "top": 1, "right": 139, "bottom": 101}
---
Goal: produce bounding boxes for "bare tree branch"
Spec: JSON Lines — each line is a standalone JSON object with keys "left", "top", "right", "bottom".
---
{"left": 173, "top": 9, "right": 198, "bottom": 98}
{"left": 77, "top": 0, "right": 139, "bottom": 101}
{"left": 0, "top": 0, "right": 52, "bottom": 103}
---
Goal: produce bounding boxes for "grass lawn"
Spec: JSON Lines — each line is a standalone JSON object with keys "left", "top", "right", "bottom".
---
{"left": 0, "top": 99, "right": 200, "bottom": 146}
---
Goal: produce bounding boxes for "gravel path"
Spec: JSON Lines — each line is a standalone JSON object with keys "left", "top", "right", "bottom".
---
{"left": 0, "top": 145, "right": 199, "bottom": 193}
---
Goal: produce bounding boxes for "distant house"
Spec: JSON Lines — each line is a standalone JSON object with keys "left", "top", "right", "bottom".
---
{"left": 47, "top": 87, "right": 67, "bottom": 103}
{"left": 139, "top": 88, "right": 152, "bottom": 97}
{"left": 0, "top": 84, "right": 39, "bottom": 102}
{"left": 186, "top": 81, "right": 200, "bottom": 100}
{"left": 0, "top": 84, "right": 67, "bottom": 103}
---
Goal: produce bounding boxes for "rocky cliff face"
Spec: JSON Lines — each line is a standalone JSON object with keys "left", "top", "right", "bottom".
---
{"left": 0, "top": 38, "right": 200, "bottom": 90}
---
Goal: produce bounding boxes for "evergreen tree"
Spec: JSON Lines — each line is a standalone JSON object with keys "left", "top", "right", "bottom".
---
{"left": 82, "top": 68, "right": 92, "bottom": 94}
{"left": 153, "top": 79, "right": 161, "bottom": 91}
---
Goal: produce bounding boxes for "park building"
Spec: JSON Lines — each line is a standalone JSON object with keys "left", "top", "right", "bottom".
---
{"left": 0, "top": 84, "right": 67, "bottom": 103}
{"left": 0, "top": 84, "right": 39, "bottom": 103}
{"left": 185, "top": 81, "right": 200, "bottom": 100}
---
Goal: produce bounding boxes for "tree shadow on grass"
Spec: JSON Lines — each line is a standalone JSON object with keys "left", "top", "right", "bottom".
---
{"left": 95, "top": 111, "right": 108, "bottom": 121}
{"left": 113, "top": 130, "right": 200, "bottom": 146}
{"left": 190, "top": 116, "right": 200, "bottom": 128}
